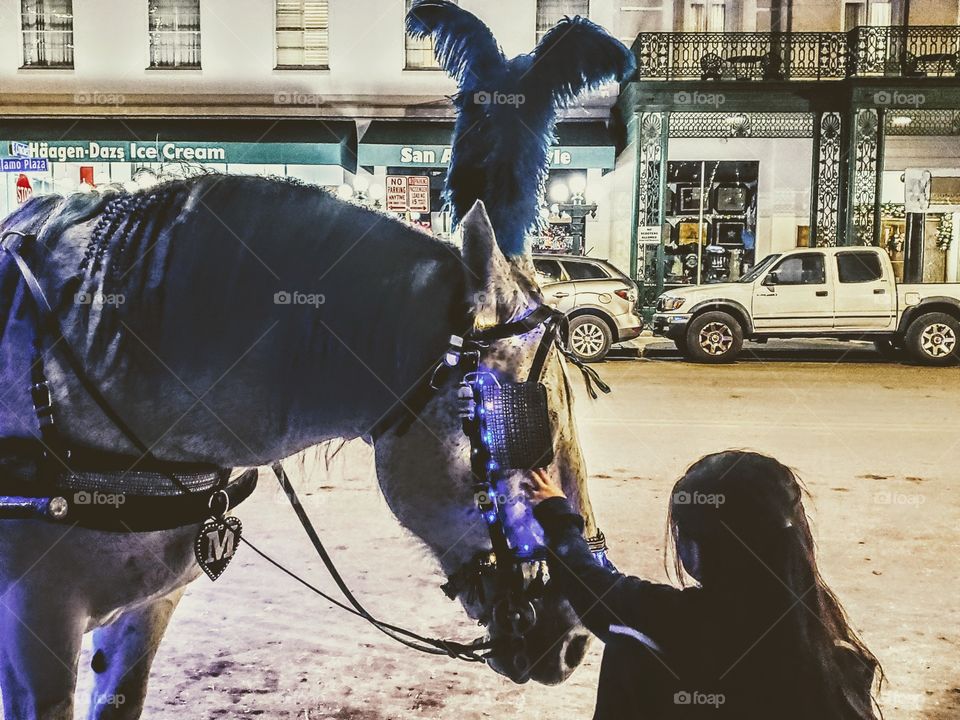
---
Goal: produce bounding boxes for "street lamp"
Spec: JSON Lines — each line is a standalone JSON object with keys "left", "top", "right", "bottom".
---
{"left": 546, "top": 175, "right": 598, "bottom": 255}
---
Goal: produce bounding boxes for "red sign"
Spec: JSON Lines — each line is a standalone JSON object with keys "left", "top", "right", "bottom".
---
{"left": 407, "top": 176, "right": 431, "bottom": 214}
{"left": 15, "top": 174, "right": 32, "bottom": 204}
{"left": 386, "top": 175, "right": 408, "bottom": 212}
{"left": 79, "top": 165, "right": 95, "bottom": 187}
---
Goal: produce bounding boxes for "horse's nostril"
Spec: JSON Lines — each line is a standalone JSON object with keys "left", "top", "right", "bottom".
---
{"left": 564, "top": 634, "right": 589, "bottom": 668}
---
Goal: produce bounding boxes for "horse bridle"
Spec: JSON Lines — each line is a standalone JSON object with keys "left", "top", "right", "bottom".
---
{"left": 432, "top": 304, "right": 612, "bottom": 655}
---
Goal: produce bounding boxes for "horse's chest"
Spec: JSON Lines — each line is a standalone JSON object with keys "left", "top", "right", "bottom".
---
{"left": 0, "top": 522, "right": 201, "bottom": 625}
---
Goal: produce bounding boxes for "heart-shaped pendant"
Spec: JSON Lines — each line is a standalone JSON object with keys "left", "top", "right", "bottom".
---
{"left": 194, "top": 516, "right": 242, "bottom": 581}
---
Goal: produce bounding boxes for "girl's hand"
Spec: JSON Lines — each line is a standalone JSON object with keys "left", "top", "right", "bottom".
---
{"left": 521, "top": 468, "right": 566, "bottom": 505}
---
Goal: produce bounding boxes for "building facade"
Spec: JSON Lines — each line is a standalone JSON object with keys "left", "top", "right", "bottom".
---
{"left": 0, "top": 0, "right": 627, "bottom": 252}
{"left": 1, "top": 1, "right": 958, "bottom": 310}
{"left": 609, "top": 0, "right": 960, "bottom": 312}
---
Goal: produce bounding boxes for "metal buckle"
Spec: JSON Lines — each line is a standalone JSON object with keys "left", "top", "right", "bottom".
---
{"left": 208, "top": 488, "right": 231, "bottom": 518}
{"left": 0, "top": 231, "right": 32, "bottom": 254}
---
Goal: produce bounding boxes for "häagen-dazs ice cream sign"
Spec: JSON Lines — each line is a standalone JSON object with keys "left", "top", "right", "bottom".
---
{"left": 26, "top": 141, "right": 227, "bottom": 162}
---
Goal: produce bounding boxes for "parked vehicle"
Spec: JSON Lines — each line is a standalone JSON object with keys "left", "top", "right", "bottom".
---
{"left": 533, "top": 254, "right": 643, "bottom": 362}
{"left": 652, "top": 246, "right": 960, "bottom": 365}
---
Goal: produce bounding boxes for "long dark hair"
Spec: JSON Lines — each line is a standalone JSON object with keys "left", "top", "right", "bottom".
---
{"left": 665, "top": 451, "right": 883, "bottom": 719}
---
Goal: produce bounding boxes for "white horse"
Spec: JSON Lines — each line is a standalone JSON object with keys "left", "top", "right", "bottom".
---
{"left": 0, "top": 178, "right": 603, "bottom": 719}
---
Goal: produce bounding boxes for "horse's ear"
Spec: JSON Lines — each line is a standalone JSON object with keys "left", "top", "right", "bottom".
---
{"left": 461, "top": 201, "right": 523, "bottom": 328}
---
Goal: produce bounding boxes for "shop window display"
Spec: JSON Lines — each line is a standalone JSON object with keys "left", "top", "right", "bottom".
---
{"left": 662, "top": 160, "right": 759, "bottom": 288}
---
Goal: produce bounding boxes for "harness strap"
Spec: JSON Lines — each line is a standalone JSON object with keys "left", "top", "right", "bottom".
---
{"left": 1, "top": 231, "right": 200, "bottom": 497}
{"left": 269, "top": 463, "right": 493, "bottom": 662}
{"left": 465, "top": 304, "right": 556, "bottom": 343}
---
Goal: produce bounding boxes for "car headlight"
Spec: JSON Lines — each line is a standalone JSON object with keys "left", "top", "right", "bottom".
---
{"left": 660, "top": 296, "right": 686, "bottom": 311}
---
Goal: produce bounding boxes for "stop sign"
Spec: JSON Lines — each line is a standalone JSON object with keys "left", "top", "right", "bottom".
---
{"left": 15, "top": 174, "right": 32, "bottom": 204}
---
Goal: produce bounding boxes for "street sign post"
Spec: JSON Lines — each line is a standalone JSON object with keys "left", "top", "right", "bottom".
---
{"left": 8, "top": 142, "right": 30, "bottom": 158}
{"left": 386, "top": 176, "right": 408, "bottom": 212}
{"left": 0, "top": 157, "right": 48, "bottom": 173}
{"left": 386, "top": 175, "right": 431, "bottom": 214}
{"left": 407, "top": 176, "right": 430, "bottom": 214}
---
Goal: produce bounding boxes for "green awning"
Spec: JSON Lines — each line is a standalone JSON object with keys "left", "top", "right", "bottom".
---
{"left": 0, "top": 118, "right": 358, "bottom": 172}
{"left": 358, "top": 120, "right": 617, "bottom": 170}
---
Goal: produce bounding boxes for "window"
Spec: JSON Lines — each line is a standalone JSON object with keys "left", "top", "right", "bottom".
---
{"left": 537, "top": 0, "right": 590, "bottom": 44}
{"left": 276, "top": 0, "right": 329, "bottom": 68}
{"left": 843, "top": 0, "right": 894, "bottom": 29}
{"left": 21, "top": 0, "right": 73, "bottom": 68}
{"left": 406, "top": 0, "right": 457, "bottom": 69}
{"left": 686, "top": 0, "right": 726, "bottom": 31}
{"left": 149, "top": 0, "right": 201, "bottom": 69}
{"left": 837, "top": 252, "right": 884, "bottom": 283}
{"left": 770, "top": 254, "right": 826, "bottom": 285}
{"left": 534, "top": 259, "right": 565, "bottom": 283}
{"left": 562, "top": 260, "right": 609, "bottom": 281}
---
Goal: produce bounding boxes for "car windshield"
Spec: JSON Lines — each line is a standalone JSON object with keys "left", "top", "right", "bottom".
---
{"left": 738, "top": 254, "right": 781, "bottom": 283}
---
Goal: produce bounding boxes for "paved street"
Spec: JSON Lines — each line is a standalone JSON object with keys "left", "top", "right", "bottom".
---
{"left": 64, "top": 357, "right": 959, "bottom": 720}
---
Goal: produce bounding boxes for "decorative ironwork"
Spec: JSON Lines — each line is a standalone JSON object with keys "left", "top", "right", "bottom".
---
{"left": 812, "top": 112, "right": 843, "bottom": 247}
{"left": 629, "top": 25, "right": 959, "bottom": 81}
{"left": 848, "top": 25, "right": 960, "bottom": 77}
{"left": 631, "top": 31, "right": 846, "bottom": 81}
{"left": 669, "top": 112, "right": 814, "bottom": 138}
{"left": 637, "top": 112, "right": 666, "bottom": 226}
{"left": 635, "top": 112, "right": 666, "bottom": 296}
{"left": 850, "top": 109, "right": 881, "bottom": 246}
{"left": 884, "top": 110, "right": 960, "bottom": 136}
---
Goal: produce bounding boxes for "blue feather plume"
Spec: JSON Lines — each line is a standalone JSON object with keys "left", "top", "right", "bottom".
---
{"left": 406, "top": 1, "right": 636, "bottom": 257}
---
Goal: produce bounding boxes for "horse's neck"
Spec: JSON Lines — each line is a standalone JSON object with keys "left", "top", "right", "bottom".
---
{"left": 39, "top": 178, "right": 467, "bottom": 465}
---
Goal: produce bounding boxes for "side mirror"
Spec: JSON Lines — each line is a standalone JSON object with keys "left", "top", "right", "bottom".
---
{"left": 762, "top": 272, "right": 779, "bottom": 287}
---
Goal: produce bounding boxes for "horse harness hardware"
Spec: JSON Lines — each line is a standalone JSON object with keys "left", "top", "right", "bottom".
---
{"left": 0, "top": 230, "right": 256, "bottom": 581}
{"left": 430, "top": 304, "right": 614, "bottom": 651}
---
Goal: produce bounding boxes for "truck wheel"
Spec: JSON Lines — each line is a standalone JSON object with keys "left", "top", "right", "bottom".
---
{"left": 905, "top": 312, "right": 960, "bottom": 366}
{"left": 568, "top": 315, "right": 612, "bottom": 363}
{"left": 685, "top": 311, "right": 743, "bottom": 363}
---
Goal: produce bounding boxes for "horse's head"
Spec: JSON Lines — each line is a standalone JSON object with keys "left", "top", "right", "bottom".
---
{"left": 374, "top": 201, "right": 600, "bottom": 684}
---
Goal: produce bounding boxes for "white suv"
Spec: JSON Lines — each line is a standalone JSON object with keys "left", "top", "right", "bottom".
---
{"left": 653, "top": 246, "right": 960, "bottom": 365}
{"left": 533, "top": 255, "right": 644, "bottom": 362}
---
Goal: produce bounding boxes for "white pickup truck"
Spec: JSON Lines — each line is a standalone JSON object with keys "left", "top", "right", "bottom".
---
{"left": 652, "top": 246, "right": 960, "bottom": 365}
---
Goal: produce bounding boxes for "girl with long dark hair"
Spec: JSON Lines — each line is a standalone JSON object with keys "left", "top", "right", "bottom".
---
{"left": 524, "top": 450, "right": 882, "bottom": 719}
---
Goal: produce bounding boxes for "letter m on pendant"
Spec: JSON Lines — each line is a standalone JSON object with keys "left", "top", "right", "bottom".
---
{"left": 205, "top": 527, "right": 236, "bottom": 563}
{"left": 195, "top": 517, "right": 242, "bottom": 581}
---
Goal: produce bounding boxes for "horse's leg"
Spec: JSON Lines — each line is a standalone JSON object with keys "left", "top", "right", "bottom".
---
{"left": 0, "top": 598, "right": 84, "bottom": 720}
{"left": 86, "top": 587, "right": 186, "bottom": 720}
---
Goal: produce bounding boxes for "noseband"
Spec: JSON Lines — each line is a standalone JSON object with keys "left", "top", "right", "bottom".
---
{"left": 434, "top": 304, "right": 612, "bottom": 655}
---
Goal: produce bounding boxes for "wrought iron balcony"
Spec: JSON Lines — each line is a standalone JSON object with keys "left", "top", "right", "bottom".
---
{"left": 630, "top": 25, "right": 960, "bottom": 82}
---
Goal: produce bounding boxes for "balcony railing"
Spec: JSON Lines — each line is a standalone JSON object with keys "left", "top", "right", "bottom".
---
{"left": 630, "top": 25, "right": 960, "bottom": 82}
